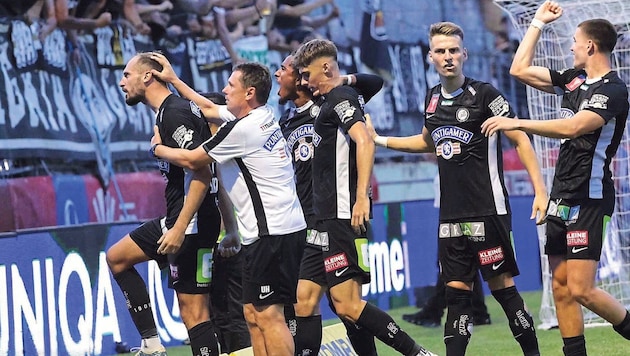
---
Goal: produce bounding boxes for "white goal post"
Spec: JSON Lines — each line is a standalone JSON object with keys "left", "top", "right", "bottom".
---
{"left": 494, "top": 0, "right": 630, "bottom": 329}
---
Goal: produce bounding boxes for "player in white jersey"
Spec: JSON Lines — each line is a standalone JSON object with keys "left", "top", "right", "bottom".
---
{"left": 481, "top": 2, "right": 630, "bottom": 354}
{"left": 149, "top": 54, "right": 306, "bottom": 356}
{"left": 367, "top": 22, "right": 547, "bottom": 355}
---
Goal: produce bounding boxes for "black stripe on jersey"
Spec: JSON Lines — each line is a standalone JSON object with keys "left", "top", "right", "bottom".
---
{"left": 235, "top": 157, "right": 269, "bottom": 236}
{"left": 202, "top": 119, "right": 237, "bottom": 152}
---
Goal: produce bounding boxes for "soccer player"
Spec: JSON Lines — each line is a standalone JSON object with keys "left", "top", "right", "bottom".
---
{"left": 107, "top": 52, "right": 231, "bottom": 356}
{"left": 366, "top": 22, "right": 547, "bottom": 356}
{"left": 275, "top": 53, "right": 383, "bottom": 355}
{"left": 481, "top": 1, "right": 630, "bottom": 354}
{"left": 149, "top": 54, "right": 307, "bottom": 356}
{"left": 292, "top": 38, "right": 436, "bottom": 356}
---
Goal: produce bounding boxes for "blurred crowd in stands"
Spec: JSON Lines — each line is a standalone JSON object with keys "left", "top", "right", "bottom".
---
{"left": 0, "top": 0, "right": 340, "bottom": 64}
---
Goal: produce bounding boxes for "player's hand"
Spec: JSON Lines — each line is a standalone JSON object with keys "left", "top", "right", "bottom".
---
{"left": 151, "top": 125, "right": 162, "bottom": 146}
{"left": 531, "top": 193, "right": 549, "bottom": 225}
{"left": 534, "top": 1, "right": 563, "bottom": 24}
{"left": 351, "top": 195, "right": 370, "bottom": 235}
{"left": 217, "top": 232, "right": 241, "bottom": 258}
{"left": 480, "top": 116, "right": 519, "bottom": 137}
{"left": 149, "top": 52, "right": 179, "bottom": 83}
{"left": 364, "top": 113, "right": 378, "bottom": 141}
{"left": 157, "top": 227, "right": 185, "bottom": 254}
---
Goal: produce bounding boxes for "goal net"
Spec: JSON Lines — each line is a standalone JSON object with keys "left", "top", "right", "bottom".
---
{"left": 494, "top": 0, "right": 630, "bottom": 329}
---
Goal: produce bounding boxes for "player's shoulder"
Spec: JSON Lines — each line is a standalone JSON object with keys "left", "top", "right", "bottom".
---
{"left": 164, "top": 95, "right": 204, "bottom": 120}
{"left": 328, "top": 85, "right": 360, "bottom": 103}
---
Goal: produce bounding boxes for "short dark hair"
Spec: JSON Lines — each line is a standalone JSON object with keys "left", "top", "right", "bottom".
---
{"left": 134, "top": 52, "right": 166, "bottom": 85}
{"left": 578, "top": 19, "right": 618, "bottom": 54}
{"left": 233, "top": 62, "right": 272, "bottom": 104}
{"left": 200, "top": 91, "right": 226, "bottom": 105}
{"left": 293, "top": 38, "right": 338, "bottom": 69}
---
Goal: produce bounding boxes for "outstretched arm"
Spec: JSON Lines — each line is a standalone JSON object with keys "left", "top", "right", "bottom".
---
{"left": 151, "top": 125, "right": 215, "bottom": 170}
{"left": 365, "top": 114, "right": 434, "bottom": 153}
{"left": 149, "top": 52, "right": 223, "bottom": 122}
{"left": 480, "top": 110, "right": 605, "bottom": 139}
{"left": 509, "top": 0, "right": 563, "bottom": 93}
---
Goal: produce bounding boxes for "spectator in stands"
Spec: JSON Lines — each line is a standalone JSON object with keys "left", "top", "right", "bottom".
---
{"left": 269, "top": 0, "right": 339, "bottom": 52}
{"left": 367, "top": 22, "right": 546, "bottom": 356}
{"left": 74, "top": 0, "right": 151, "bottom": 35}
{"left": 482, "top": 1, "right": 630, "bottom": 354}
{"left": 108, "top": 52, "right": 233, "bottom": 356}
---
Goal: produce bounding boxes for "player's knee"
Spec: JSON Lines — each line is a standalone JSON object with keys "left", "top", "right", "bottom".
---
{"left": 567, "top": 285, "right": 595, "bottom": 307}
{"left": 331, "top": 301, "right": 362, "bottom": 322}
{"left": 178, "top": 295, "right": 210, "bottom": 328}
{"left": 295, "top": 293, "right": 320, "bottom": 316}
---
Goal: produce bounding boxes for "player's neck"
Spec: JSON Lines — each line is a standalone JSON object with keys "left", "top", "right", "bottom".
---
{"left": 440, "top": 75, "right": 465, "bottom": 94}
{"left": 146, "top": 87, "right": 172, "bottom": 112}
{"left": 584, "top": 56, "right": 612, "bottom": 80}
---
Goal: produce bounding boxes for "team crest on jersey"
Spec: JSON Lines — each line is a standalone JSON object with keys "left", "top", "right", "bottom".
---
{"left": 489, "top": 95, "right": 510, "bottom": 116}
{"left": 456, "top": 108, "right": 469, "bottom": 122}
{"left": 427, "top": 94, "right": 440, "bottom": 113}
{"left": 559, "top": 108, "right": 575, "bottom": 119}
{"left": 333, "top": 100, "right": 356, "bottom": 123}
{"left": 294, "top": 138, "right": 314, "bottom": 162}
{"left": 189, "top": 101, "right": 202, "bottom": 118}
{"left": 310, "top": 104, "right": 320, "bottom": 118}
{"left": 566, "top": 75, "right": 586, "bottom": 91}
{"left": 436, "top": 141, "right": 461, "bottom": 159}
{"left": 587, "top": 94, "right": 609, "bottom": 109}
{"left": 173, "top": 125, "right": 194, "bottom": 149}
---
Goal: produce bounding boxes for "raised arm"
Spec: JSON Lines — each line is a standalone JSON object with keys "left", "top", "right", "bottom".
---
{"left": 149, "top": 52, "right": 223, "bottom": 121}
{"left": 509, "top": 0, "right": 563, "bottom": 93}
{"left": 349, "top": 73, "right": 384, "bottom": 102}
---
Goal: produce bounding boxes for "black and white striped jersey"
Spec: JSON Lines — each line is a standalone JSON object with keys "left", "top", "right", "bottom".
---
{"left": 202, "top": 105, "right": 306, "bottom": 244}
{"left": 549, "top": 68, "right": 629, "bottom": 200}
{"left": 424, "top": 78, "right": 514, "bottom": 220}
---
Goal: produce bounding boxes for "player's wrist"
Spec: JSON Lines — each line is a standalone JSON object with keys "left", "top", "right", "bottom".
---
{"left": 374, "top": 135, "right": 388, "bottom": 148}
{"left": 530, "top": 18, "right": 545, "bottom": 31}
{"left": 150, "top": 143, "right": 161, "bottom": 158}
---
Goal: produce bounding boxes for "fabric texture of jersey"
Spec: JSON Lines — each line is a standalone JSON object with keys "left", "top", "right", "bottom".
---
{"left": 424, "top": 77, "right": 514, "bottom": 220}
{"left": 155, "top": 94, "right": 219, "bottom": 233}
{"left": 312, "top": 86, "right": 371, "bottom": 220}
{"left": 280, "top": 99, "right": 318, "bottom": 224}
{"left": 202, "top": 104, "right": 306, "bottom": 244}
{"left": 549, "top": 68, "right": 629, "bottom": 200}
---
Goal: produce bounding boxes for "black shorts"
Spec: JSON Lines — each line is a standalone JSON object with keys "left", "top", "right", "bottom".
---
{"left": 298, "top": 229, "right": 327, "bottom": 286}
{"left": 320, "top": 219, "right": 371, "bottom": 288}
{"left": 129, "top": 217, "right": 218, "bottom": 294}
{"left": 241, "top": 229, "right": 305, "bottom": 306}
{"left": 438, "top": 215, "right": 520, "bottom": 283}
{"left": 544, "top": 197, "right": 614, "bottom": 260}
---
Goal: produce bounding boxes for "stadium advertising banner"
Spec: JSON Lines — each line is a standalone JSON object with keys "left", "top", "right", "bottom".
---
{"left": 0, "top": 198, "right": 542, "bottom": 355}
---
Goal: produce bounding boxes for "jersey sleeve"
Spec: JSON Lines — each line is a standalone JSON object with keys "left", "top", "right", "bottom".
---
{"left": 161, "top": 101, "right": 209, "bottom": 150}
{"left": 583, "top": 81, "right": 628, "bottom": 123}
{"left": 549, "top": 67, "right": 581, "bottom": 95}
{"left": 353, "top": 73, "right": 384, "bottom": 102}
{"left": 330, "top": 86, "right": 365, "bottom": 133}
{"left": 201, "top": 120, "right": 246, "bottom": 164}
{"left": 482, "top": 83, "right": 516, "bottom": 119}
